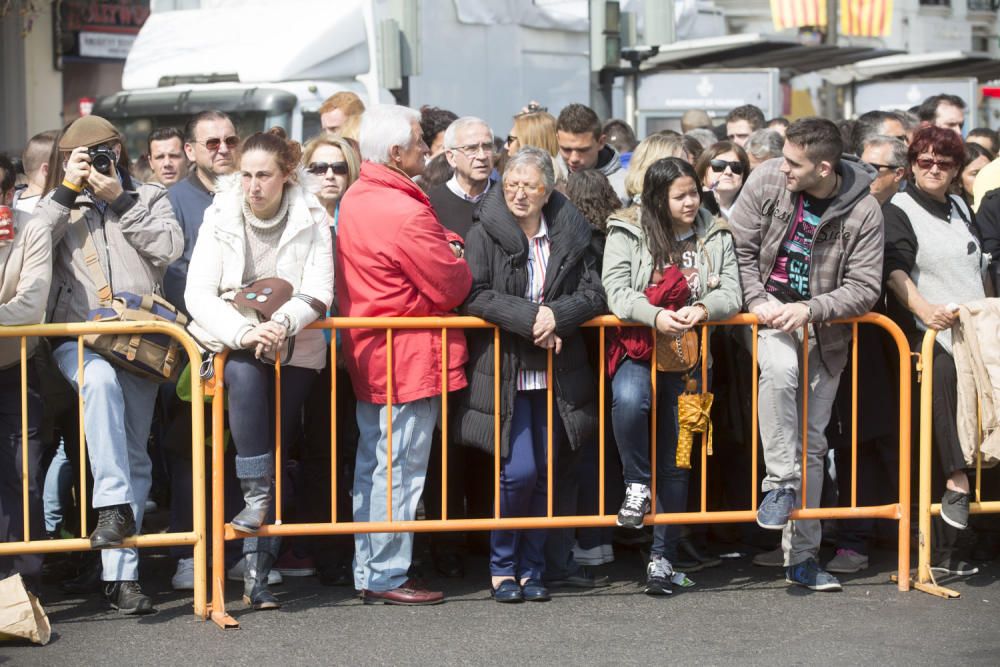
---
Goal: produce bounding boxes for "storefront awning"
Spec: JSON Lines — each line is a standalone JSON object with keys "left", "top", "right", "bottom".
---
{"left": 820, "top": 50, "right": 1000, "bottom": 84}
{"left": 638, "top": 33, "right": 899, "bottom": 77}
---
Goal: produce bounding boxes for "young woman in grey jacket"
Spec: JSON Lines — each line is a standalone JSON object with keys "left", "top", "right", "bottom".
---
{"left": 601, "top": 157, "right": 742, "bottom": 595}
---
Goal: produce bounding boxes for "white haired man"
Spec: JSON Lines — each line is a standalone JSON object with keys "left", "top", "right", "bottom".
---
{"left": 337, "top": 105, "right": 472, "bottom": 605}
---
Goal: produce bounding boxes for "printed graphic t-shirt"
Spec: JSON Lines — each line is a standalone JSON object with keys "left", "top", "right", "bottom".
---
{"left": 764, "top": 193, "right": 832, "bottom": 302}
{"left": 650, "top": 232, "right": 700, "bottom": 302}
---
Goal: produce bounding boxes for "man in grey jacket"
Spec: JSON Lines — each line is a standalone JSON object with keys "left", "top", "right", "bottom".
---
{"left": 729, "top": 118, "right": 883, "bottom": 592}
{"left": 34, "top": 115, "right": 183, "bottom": 614}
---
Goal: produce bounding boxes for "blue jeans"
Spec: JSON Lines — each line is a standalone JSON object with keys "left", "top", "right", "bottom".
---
{"left": 353, "top": 396, "right": 440, "bottom": 592}
{"left": 43, "top": 441, "right": 71, "bottom": 534}
{"left": 611, "top": 358, "right": 689, "bottom": 561}
{"left": 491, "top": 390, "right": 559, "bottom": 581}
{"left": 53, "top": 342, "right": 158, "bottom": 581}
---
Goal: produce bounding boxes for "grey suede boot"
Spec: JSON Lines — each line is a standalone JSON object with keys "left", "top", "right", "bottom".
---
{"left": 243, "top": 550, "right": 280, "bottom": 610}
{"left": 232, "top": 453, "right": 274, "bottom": 534}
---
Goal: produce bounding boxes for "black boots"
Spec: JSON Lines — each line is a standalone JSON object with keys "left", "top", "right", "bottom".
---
{"left": 243, "top": 550, "right": 280, "bottom": 610}
{"left": 104, "top": 580, "right": 155, "bottom": 615}
{"left": 90, "top": 504, "right": 136, "bottom": 548}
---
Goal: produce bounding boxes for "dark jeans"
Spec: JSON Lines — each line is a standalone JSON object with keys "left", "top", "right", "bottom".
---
{"left": 223, "top": 352, "right": 318, "bottom": 459}
{"left": 491, "top": 390, "right": 561, "bottom": 580}
{"left": 611, "top": 358, "right": 689, "bottom": 561}
{"left": 835, "top": 434, "right": 899, "bottom": 555}
{"left": 928, "top": 342, "right": 964, "bottom": 477}
{"left": 0, "top": 362, "right": 45, "bottom": 586}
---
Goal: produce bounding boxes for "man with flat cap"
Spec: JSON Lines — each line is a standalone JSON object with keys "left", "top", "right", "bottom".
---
{"left": 34, "top": 115, "right": 183, "bottom": 615}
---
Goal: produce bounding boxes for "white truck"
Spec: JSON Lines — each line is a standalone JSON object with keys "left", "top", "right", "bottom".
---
{"left": 95, "top": 0, "right": 592, "bottom": 155}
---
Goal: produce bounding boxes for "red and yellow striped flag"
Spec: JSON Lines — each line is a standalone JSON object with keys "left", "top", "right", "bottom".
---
{"left": 841, "top": 0, "right": 893, "bottom": 37}
{"left": 770, "top": 0, "right": 892, "bottom": 37}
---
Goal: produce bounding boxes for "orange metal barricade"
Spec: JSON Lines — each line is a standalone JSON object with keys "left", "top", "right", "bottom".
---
{"left": 206, "top": 313, "right": 912, "bottom": 628}
{"left": 0, "top": 321, "right": 209, "bottom": 617}
{"left": 914, "top": 328, "right": 999, "bottom": 599}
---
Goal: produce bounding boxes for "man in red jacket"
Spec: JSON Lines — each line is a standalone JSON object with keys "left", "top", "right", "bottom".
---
{"left": 337, "top": 104, "right": 472, "bottom": 605}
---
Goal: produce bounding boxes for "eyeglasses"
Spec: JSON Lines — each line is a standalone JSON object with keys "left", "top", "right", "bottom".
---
{"left": 306, "top": 161, "right": 350, "bottom": 176}
{"left": 505, "top": 135, "right": 518, "bottom": 147}
{"left": 451, "top": 142, "right": 494, "bottom": 158}
{"left": 503, "top": 181, "right": 546, "bottom": 196}
{"left": 196, "top": 135, "right": 239, "bottom": 151}
{"left": 867, "top": 162, "right": 901, "bottom": 172}
{"left": 915, "top": 157, "right": 956, "bottom": 171}
{"left": 709, "top": 159, "right": 744, "bottom": 175}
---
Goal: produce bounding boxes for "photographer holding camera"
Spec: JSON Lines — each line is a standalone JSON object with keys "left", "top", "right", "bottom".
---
{"left": 34, "top": 115, "right": 183, "bottom": 615}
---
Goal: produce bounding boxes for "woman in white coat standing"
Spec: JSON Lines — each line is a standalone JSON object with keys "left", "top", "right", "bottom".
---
{"left": 185, "top": 128, "right": 333, "bottom": 609}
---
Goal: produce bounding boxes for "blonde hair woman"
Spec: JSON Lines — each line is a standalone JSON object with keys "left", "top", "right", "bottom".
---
{"left": 624, "top": 133, "right": 690, "bottom": 203}
{"left": 301, "top": 133, "right": 361, "bottom": 229}
{"left": 504, "top": 111, "right": 567, "bottom": 187}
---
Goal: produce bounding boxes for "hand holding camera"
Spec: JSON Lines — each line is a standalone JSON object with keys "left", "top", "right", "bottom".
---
{"left": 64, "top": 147, "right": 92, "bottom": 189}
{"left": 65, "top": 145, "right": 122, "bottom": 203}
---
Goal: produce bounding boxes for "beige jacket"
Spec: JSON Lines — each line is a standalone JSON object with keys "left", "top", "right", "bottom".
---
{"left": 952, "top": 298, "right": 1000, "bottom": 468}
{"left": 0, "top": 210, "right": 53, "bottom": 368}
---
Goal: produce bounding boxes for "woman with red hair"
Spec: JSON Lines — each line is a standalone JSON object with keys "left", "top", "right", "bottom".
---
{"left": 884, "top": 126, "right": 989, "bottom": 574}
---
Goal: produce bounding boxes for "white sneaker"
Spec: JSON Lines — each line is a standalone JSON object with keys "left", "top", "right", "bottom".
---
{"left": 171, "top": 557, "right": 195, "bottom": 591}
{"left": 227, "top": 557, "right": 283, "bottom": 585}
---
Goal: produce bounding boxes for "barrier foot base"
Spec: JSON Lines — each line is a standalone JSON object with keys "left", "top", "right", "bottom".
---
{"left": 911, "top": 579, "right": 961, "bottom": 599}
{"left": 211, "top": 609, "right": 240, "bottom": 629}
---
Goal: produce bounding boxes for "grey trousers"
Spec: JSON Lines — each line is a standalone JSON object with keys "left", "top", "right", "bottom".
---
{"left": 756, "top": 328, "right": 841, "bottom": 567}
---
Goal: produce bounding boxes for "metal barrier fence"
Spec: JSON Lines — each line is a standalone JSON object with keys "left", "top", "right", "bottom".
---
{"left": 0, "top": 321, "right": 208, "bottom": 617}
{"left": 206, "top": 313, "right": 912, "bottom": 629}
{"left": 915, "top": 328, "right": 998, "bottom": 599}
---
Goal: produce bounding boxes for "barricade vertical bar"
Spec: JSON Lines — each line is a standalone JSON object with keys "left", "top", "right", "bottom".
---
{"left": 77, "top": 338, "right": 87, "bottom": 537}
{"left": 851, "top": 323, "right": 858, "bottom": 507}
{"left": 918, "top": 331, "right": 935, "bottom": 587}
{"left": 700, "top": 325, "right": 709, "bottom": 512}
{"left": 330, "top": 336, "right": 338, "bottom": 522}
{"left": 210, "top": 355, "right": 238, "bottom": 627}
{"left": 188, "top": 341, "right": 208, "bottom": 618}
{"left": 493, "top": 326, "right": 501, "bottom": 519}
{"left": 547, "top": 346, "right": 554, "bottom": 518}
{"left": 20, "top": 337, "right": 29, "bottom": 541}
{"left": 441, "top": 328, "right": 449, "bottom": 520}
{"left": 599, "top": 325, "right": 606, "bottom": 515}
{"left": 386, "top": 329, "right": 394, "bottom": 522}
{"left": 801, "top": 327, "right": 809, "bottom": 510}
{"left": 651, "top": 333, "right": 658, "bottom": 516}
{"left": 751, "top": 323, "right": 759, "bottom": 509}
{"left": 274, "top": 353, "right": 282, "bottom": 525}
{"left": 894, "top": 320, "right": 912, "bottom": 592}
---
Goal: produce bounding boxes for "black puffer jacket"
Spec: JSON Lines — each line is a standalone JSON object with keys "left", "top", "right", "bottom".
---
{"left": 454, "top": 187, "right": 607, "bottom": 457}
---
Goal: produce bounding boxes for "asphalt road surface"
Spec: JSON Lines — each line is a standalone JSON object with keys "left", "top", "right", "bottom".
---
{"left": 4, "top": 541, "right": 1000, "bottom": 665}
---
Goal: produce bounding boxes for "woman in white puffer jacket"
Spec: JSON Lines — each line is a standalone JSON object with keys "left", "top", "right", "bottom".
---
{"left": 185, "top": 128, "right": 333, "bottom": 610}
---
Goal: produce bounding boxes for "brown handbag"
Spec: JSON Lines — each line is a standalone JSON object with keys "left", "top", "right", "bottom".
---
{"left": 655, "top": 329, "right": 700, "bottom": 373}
{"left": 232, "top": 278, "right": 295, "bottom": 364}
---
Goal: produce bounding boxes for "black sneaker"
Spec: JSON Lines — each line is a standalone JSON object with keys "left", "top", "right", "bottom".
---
{"left": 90, "top": 504, "right": 136, "bottom": 549}
{"left": 644, "top": 556, "right": 674, "bottom": 596}
{"left": 940, "top": 489, "right": 970, "bottom": 530}
{"left": 617, "top": 483, "right": 651, "bottom": 529}
{"left": 104, "top": 580, "right": 155, "bottom": 615}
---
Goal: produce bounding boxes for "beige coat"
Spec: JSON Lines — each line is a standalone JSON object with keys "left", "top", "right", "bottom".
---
{"left": 952, "top": 298, "right": 1000, "bottom": 468}
{"left": 0, "top": 211, "right": 53, "bottom": 368}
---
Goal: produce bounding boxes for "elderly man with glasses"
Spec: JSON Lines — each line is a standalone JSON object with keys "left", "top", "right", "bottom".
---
{"left": 428, "top": 117, "right": 495, "bottom": 240}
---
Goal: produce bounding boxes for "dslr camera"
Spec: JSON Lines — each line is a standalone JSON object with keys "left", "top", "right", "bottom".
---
{"left": 88, "top": 146, "right": 117, "bottom": 175}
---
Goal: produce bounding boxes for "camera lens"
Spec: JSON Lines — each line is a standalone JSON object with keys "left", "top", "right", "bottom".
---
{"left": 92, "top": 153, "right": 113, "bottom": 175}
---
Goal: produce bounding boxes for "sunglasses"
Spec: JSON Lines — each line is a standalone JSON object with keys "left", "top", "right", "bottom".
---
{"left": 915, "top": 157, "right": 956, "bottom": 171}
{"left": 307, "top": 161, "right": 350, "bottom": 176}
{"left": 505, "top": 135, "right": 518, "bottom": 147}
{"left": 867, "top": 162, "right": 901, "bottom": 172}
{"left": 709, "top": 159, "right": 744, "bottom": 175}
{"left": 197, "top": 135, "right": 240, "bottom": 151}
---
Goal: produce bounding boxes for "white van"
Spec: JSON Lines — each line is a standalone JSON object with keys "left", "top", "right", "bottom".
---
{"left": 95, "top": 0, "right": 592, "bottom": 156}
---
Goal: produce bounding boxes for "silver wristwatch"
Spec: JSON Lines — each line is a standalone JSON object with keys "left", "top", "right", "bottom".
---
{"left": 272, "top": 311, "right": 293, "bottom": 333}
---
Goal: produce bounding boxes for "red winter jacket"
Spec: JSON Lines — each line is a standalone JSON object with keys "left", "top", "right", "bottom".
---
{"left": 336, "top": 162, "right": 472, "bottom": 404}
